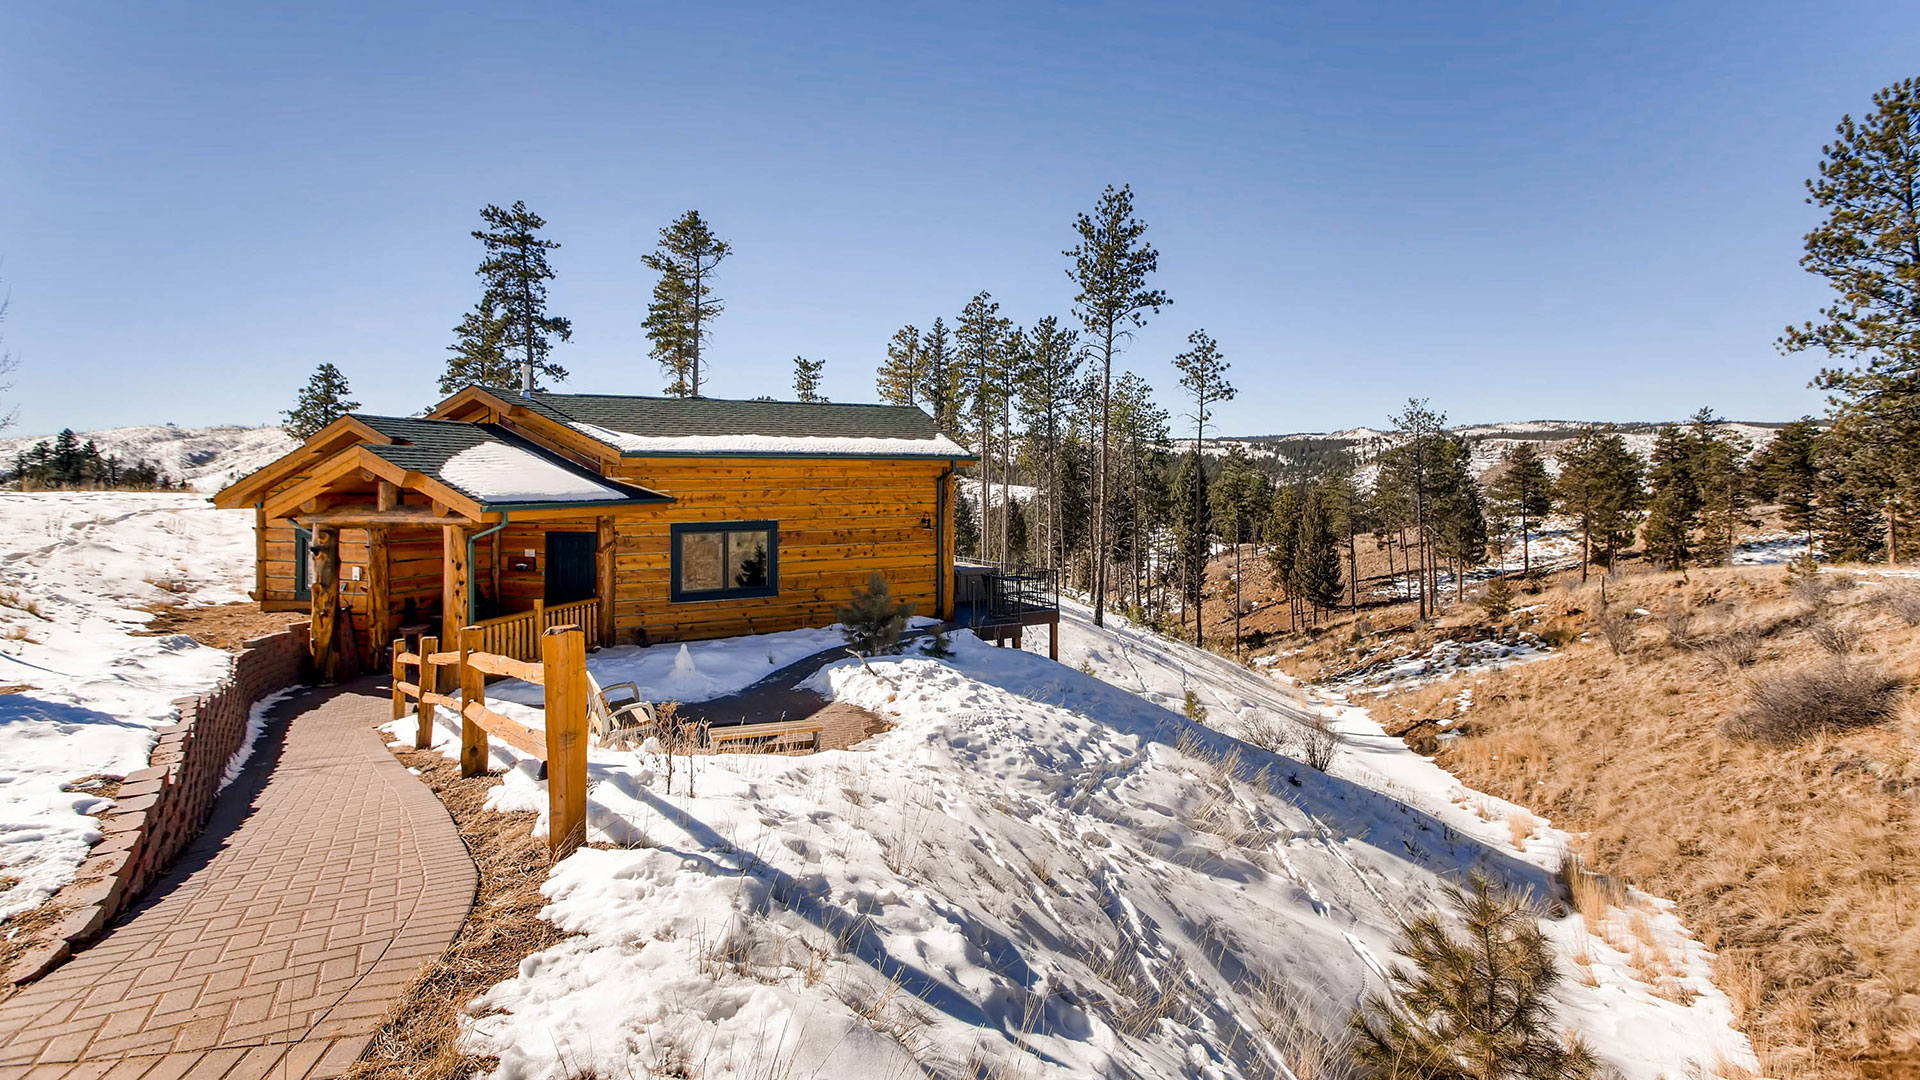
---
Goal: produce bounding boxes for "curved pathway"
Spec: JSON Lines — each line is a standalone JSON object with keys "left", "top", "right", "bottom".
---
{"left": 0, "top": 680, "right": 476, "bottom": 1079}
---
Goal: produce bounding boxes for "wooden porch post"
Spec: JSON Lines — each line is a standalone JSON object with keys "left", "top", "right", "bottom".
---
{"left": 596, "top": 517, "right": 616, "bottom": 646}
{"left": 366, "top": 527, "right": 391, "bottom": 666}
{"left": 441, "top": 523, "right": 470, "bottom": 655}
{"left": 309, "top": 525, "right": 340, "bottom": 683}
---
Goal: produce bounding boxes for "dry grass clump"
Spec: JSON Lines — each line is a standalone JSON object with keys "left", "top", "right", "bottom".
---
{"left": 345, "top": 746, "right": 566, "bottom": 1080}
{"left": 1879, "top": 583, "right": 1920, "bottom": 627}
{"left": 1720, "top": 658, "right": 1905, "bottom": 746}
{"left": 1382, "top": 566, "right": 1920, "bottom": 1079}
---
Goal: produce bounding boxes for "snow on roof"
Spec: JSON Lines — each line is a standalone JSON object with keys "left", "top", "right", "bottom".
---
{"left": 568, "top": 421, "right": 971, "bottom": 458}
{"left": 439, "top": 441, "right": 633, "bottom": 504}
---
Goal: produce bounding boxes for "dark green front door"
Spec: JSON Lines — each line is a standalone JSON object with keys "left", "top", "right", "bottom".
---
{"left": 544, "top": 532, "right": 597, "bottom": 605}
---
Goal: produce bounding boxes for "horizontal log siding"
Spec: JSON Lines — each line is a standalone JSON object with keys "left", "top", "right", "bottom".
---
{"left": 607, "top": 456, "right": 950, "bottom": 643}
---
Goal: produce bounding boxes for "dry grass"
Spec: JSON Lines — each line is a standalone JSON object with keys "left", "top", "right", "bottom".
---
{"left": 132, "top": 601, "right": 303, "bottom": 651}
{"left": 343, "top": 745, "right": 566, "bottom": 1080}
{"left": 1381, "top": 566, "right": 1920, "bottom": 1079}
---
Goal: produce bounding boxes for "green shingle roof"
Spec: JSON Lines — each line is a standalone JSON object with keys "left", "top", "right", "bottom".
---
{"left": 351, "top": 415, "right": 669, "bottom": 509}
{"left": 508, "top": 391, "right": 948, "bottom": 442}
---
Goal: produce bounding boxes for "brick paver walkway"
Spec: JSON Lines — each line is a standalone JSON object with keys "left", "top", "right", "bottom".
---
{"left": 0, "top": 681, "right": 476, "bottom": 1079}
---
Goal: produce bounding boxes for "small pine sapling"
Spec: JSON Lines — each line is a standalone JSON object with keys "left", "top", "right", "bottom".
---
{"left": 1183, "top": 688, "right": 1208, "bottom": 724}
{"left": 836, "top": 572, "right": 915, "bottom": 656}
{"left": 1479, "top": 577, "right": 1515, "bottom": 621}
{"left": 1352, "top": 873, "right": 1599, "bottom": 1080}
{"left": 922, "top": 625, "right": 955, "bottom": 658}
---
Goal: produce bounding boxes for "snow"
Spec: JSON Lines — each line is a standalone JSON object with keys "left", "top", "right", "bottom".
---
{"left": 1323, "top": 635, "right": 1560, "bottom": 696}
{"left": 1731, "top": 533, "right": 1811, "bottom": 566}
{"left": 569, "top": 421, "right": 970, "bottom": 459}
{"left": 439, "top": 442, "right": 633, "bottom": 504}
{"left": 485, "top": 625, "right": 852, "bottom": 716}
{"left": 0, "top": 424, "right": 296, "bottom": 492}
{"left": 0, "top": 492, "right": 257, "bottom": 917}
{"left": 219, "top": 687, "right": 300, "bottom": 793}
{"left": 398, "top": 601, "right": 1753, "bottom": 1079}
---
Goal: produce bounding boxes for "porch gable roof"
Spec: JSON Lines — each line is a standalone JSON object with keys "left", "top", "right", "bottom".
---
{"left": 350, "top": 416, "right": 671, "bottom": 511}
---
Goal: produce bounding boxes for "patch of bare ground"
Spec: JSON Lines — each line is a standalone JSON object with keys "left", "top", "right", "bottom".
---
{"left": 343, "top": 743, "right": 566, "bottom": 1080}
{"left": 133, "top": 600, "right": 301, "bottom": 650}
{"left": 1372, "top": 565, "right": 1920, "bottom": 1080}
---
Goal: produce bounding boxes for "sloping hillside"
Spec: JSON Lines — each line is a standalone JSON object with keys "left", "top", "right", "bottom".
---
{"left": 396, "top": 605, "right": 1754, "bottom": 1079}
{"left": 0, "top": 424, "right": 296, "bottom": 492}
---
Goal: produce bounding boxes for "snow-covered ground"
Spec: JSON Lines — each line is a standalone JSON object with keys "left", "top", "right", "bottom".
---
{"left": 398, "top": 601, "right": 1753, "bottom": 1080}
{"left": 0, "top": 492, "right": 256, "bottom": 916}
{"left": 0, "top": 423, "right": 295, "bottom": 492}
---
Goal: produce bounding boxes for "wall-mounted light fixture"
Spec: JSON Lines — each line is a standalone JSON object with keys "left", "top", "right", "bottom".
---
{"left": 918, "top": 514, "right": 934, "bottom": 531}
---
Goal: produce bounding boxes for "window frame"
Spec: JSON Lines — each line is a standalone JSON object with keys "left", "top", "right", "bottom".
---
{"left": 669, "top": 520, "right": 779, "bottom": 603}
{"left": 292, "top": 525, "right": 313, "bottom": 602}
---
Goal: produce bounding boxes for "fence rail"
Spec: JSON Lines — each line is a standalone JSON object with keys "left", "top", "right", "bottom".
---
{"left": 392, "top": 625, "right": 589, "bottom": 856}
{"left": 466, "top": 598, "right": 601, "bottom": 662}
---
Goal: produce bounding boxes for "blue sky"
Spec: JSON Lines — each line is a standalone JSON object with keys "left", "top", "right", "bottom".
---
{"left": 1, "top": 2, "right": 1913, "bottom": 438}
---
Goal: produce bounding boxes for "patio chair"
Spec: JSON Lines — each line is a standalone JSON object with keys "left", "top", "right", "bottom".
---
{"left": 587, "top": 671, "right": 657, "bottom": 750}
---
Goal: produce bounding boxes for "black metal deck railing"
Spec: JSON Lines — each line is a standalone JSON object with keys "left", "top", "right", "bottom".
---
{"left": 960, "top": 565, "right": 1060, "bottom": 629}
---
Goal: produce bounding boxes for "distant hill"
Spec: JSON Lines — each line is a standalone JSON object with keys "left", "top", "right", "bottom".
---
{"left": 0, "top": 424, "right": 296, "bottom": 492}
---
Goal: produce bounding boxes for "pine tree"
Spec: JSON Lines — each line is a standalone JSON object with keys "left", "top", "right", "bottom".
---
{"left": 283, "top": 362, "right": 360, "bottom": 440}
{"left": 958, "top": 292, "right": 1013, "bottom": 564}
{"left": 1643, "top": 424, "right": 1699, "bottom": 569}
{"left": 466, "top": 201, "right": 570, "bottom": 393}
{"left": 1432, "top": 437, "right": 1488, "bottom": 600}
{"left": 1487, "top": 442, "right": 1554, "bottom": 576}
{"left": 918, "top": 318, "right": 964, "bottom": 435}
{"left": 1015, "top": 315, "right": 1083, "bottom": 572}
{"left": 1267, "top": 485, "right": 1302, "bottom": 627}
{"left": 1557, "top": 427, "right": 1647, "bottom": 578}
{"left": 876, "top": 324, "right": 925, "bottom": 407}
{"left": 642, "top": 210, "right": 731, "bottom": 397}
{"left": 1690, "top": 409, "right": 1751, "bottom": 565}
{"left": 792, "top": 356, "right": 825, "bottom": 402}
{"left": 1169, "top": 450, "right": 1211, "bottom": 644}
{"left": 1784, "top": 79, "right": 1920, "bottom": 564}
{"left": 1352, "top": 874, "right": 1598, "bottom": 1080}
{"left": 1753, "top": 418, "right": 1822, "bottom": 543}
{"left": 1293, "top": 484, "right": 1344, "bottom": 621}
{"left": 441, "top": 298, "right": 514, "bottom": 393}
{"left": 1065, "top": 184, "right": 1169, "bottom": 627}
{"left": 954, "top": 485, "right": 981, "bottom": 560}
{"left": 1209, "top": 445, "right": 1267, "bottom": 648}
{"left": 1379, "top": 400, "right": 1448, "bottom": 618}
{"left": 835, "top": 572, "right": 915, "bottom": 655}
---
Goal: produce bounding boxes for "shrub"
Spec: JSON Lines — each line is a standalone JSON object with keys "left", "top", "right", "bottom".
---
{"left": 1808, "top": 616, "right": 1861, "bottom": 656}
{"left": 1660, "top": 596, "right": 1692, "bottom": 648}
{"left": 921, "top": 626, "right": 955, "bottom": 658}
{"left": 1720, "top": 659, "right": 1904, "bottom": 745}
{"left": 1480, "top": 577, "right": 1515, "bottom": 620}
{"left": 1593, "top": 605, "right": 1633, "bottom": 657}
{"left": 1879, "top": 583, "right": 1920, "bottom": 627}
{"left": 1298, "top": 716, "right": 1339, "bottom": 772}
{"left": 836, "top": 573, "right": 915, "bottom": 656}
{"left": 1696, "top": 630, "right": 1758, "bottom": 673}
{"left": 1182, "top": 688, "right": 1208, "bottom": 725}
{"left": 1351, "top": 874, "right": 1598, "bottom": 1080}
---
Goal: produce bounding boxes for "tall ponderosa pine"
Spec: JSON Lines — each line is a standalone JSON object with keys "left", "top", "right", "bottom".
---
{"left": 791, "top": 356, "right": 826, "bottom": 402}
{"left": 1642, "top": 424, "right": 1701, "bottom": 569}
{"left": 1379, "top": 400, "right": 1448, "bottom": 618}
{"left": 876, "top": 324, "right": 926, "bottom": 408}
{"left": 1487, "top": 442, "right": 1554, "bottom": 575}
{"left": 1432, "top": 437, "right": 1488, "bottom": 598}
{"left": 442, "top": 298, "right": 513, "bottom": 393}
{"left": 459, "top": 201, "right": 571, "bottom": 394}
{"left": 1169, "top": 450, "right": 1211, "bottom": 641}
{"left": 957, "top": 292, "right": 1013, "bottom": 564}
{"left": 1292, "top": 483, "right": 1345, "bottom": 622}
{"left": 1557, "top": 427, "right": 1647, "bottom": 578}
{"left": 1172, "top": 331, "right": 1232, "bottom": 644}
{"left": 1066, "top": 184, "right": 1168, "bottom": 626}
{"left": 918, "top": 318, "right": 964, "bottom": 435}
{"left": 1015, "top": 315, "right": 1083, "bottom": 572}
{"left": 1784, "top": 79, "right": 1920, "bottom": 563}
{"left": 283, "top": 363, "right": 360, "bottom": 440}
{"left": 642, "top": 210, "right": 731, "bottom": 397}
{"left": 1352, "top": 874, "right": 1598, "bottom": 1080}
{"left": 1754, "top": 418, "right": 1823, "bottom": 543}
{"left": 1208, "top": 445, "right": 1268, "bottom": 649}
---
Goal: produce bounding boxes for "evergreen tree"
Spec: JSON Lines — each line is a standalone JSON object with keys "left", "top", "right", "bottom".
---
{"left": 1753, "top": 418, "right": 1822, "bottom": 542}
{"left": 1110, "top": 371, "right": 1169, "bottom": 616}
{"left": 876, "top": 324, "right": 925, "bottom": 408}
{"left": 283, "top": 362, "right": 360, "bottom": 440}
{"left": 1642, "top": 424, "right": 1700, "bottom": 569}
{"left": 1557, "top": 427, "right": 1647, "bottom": 577}
{"left": 918, "top": 318, "right": 964, "bottom": 435}
{"left": 1379, "top": 400, "right": 1449, "bottom": 618}
{"left": 957, "top": 292, "right": 1014, "bottom": 564}
{"left": 1169, "top": 450, "right": 1211, "bottom": 644}
{"left": 1065, "top": 184, "right": 1169, "bottom": 627}
{"left": 1209, "top": 445, "right": 1268, "bottom": 648}
{"left": 791, "top": 356, "right": 826, "bottom": 402}
{"left": 1267, "top": 484, "right": 1302, "bottom": 625}
{"left": 1015, "top": 315, "right": 1083, "bottom": 572}
{"left": 642, "top": 210, "right": 731, "bottom": 397}
{"left": 1432, "top": 437, "right": 1488, "bottom": 598}
{"left": 1293, "top": 483, "right": 1345, "bottom": 620}
{"left": 1487, "top": 442, "right": 1554, "bottom": 575}
{"left": 1784, "top": 79, "right": 1920, "bottom": 563}
{"left": 1353, "top": 874, "right": 1597, "bottom": 1080}
{"left": 954, "top": 484, "right": 981, "bottom": 559}
{"left": 1690, "top": 409, "right": 1751, "bottom": 565}
{"left": 468, "top": 201, "right": 570, "bottom": 393}
{"left": 442, "top": 298, "right": 513, "bottom": 393}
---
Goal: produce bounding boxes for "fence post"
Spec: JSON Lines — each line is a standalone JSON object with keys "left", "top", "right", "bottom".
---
{"left": 541, "top": 626, "right": 588, "bottom": 858}
{"left": 390, "top": 637, "right": 406, "bottom": 722}
{"left": 459, "top": 625, "right": 486, "bottom": 777}
{"left": 416, "top": 634, "right": 438, "bottom": 750}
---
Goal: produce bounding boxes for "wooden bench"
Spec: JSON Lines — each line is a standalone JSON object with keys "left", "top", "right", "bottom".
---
{"left": 705, "top": 718, "right": 825, "bottom": 754}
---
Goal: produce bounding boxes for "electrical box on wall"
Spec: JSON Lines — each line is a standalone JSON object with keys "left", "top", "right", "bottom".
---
{"left": 510, "top": 556, "right": 537, "bottom": 573}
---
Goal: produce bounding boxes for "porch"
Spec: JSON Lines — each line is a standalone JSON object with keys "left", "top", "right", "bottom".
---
{"left": 953, "top": 562, "right": 1061, "bottom": 658}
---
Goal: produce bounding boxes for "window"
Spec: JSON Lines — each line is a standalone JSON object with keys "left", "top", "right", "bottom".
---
{"left": 293, "top": 526, "right": 312, "bottom": 601}
{"left": 671, "top": 521, "right": 778, "bottom": 602}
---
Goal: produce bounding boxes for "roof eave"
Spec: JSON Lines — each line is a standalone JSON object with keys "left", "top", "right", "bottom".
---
{"left": 478, "top": 493, "right": 676, "bottom": 513}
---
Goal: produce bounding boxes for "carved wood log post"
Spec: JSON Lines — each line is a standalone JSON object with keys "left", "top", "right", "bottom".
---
{"left": 596, "top": 517, "right": 616, "bottom": 647}
{"left": 542, "top": 626, "right": 589, "bottom": 856}
{"left": 441, "top": 523, "right": 470, "bottom": 664}
{"left": 309, "top": 525, "right": 340, "bottom": 683}
{"left": 366, "top": 527, "right": 391, "bottom": 667}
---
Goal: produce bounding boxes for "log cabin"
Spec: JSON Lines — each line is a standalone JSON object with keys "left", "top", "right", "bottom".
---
{"left": 212, "top": 385, "right": 974, "bottom": 679}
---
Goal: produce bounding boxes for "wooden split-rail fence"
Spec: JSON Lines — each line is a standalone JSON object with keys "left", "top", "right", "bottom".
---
{"left": 392, "top": 624, "right": 589, "bottom": 856}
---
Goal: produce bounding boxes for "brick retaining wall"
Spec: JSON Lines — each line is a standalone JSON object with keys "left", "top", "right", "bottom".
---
{"left": 9, "top": 622, "right": 311, "bottom": 983}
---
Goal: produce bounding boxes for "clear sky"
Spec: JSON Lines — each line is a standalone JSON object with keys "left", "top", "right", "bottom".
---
{"left": 1, "top": 2, "right": 1914, "bottom": 439}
